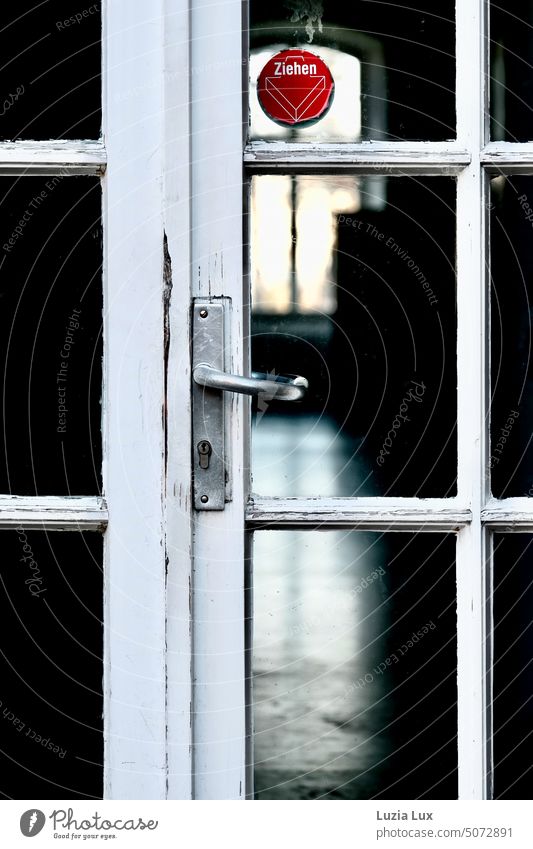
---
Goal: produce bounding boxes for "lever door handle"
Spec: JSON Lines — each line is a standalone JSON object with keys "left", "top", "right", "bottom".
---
{"left": 193, "top": 364, "right": 308, "bottom": 402}
{"left": 192, "top": 298, "right": 308, "bottom": 510}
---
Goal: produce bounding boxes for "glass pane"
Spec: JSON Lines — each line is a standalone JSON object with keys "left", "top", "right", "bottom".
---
{"left": 493, "top": 535, "right": 533, "bottom": 799}
{"left": 0, "top": 177, "right": 102, "bottom": 495}
{"left": 249, "top": 1, "right": 456, "bottom": 142}
{"left": 0, "top": 3, "right": 101, "bottom": 140}
{"left": 253, "top": 531, "right": 457, "bottom": 799}
{"left": 490, "top": 177, "right": 533, "bottom": 498}
{"left": 250, "top": 175, "right": 457, "bottom": 497}
{"left": 0, "top": 531, "right": 103, "bottom": 799}
{"left": 490, "top": 3, "right": 533, "bottom": 142}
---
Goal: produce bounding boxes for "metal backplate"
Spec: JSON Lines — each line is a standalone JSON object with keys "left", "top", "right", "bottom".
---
{"left": 192, "top": 300, "right": 227, "bottom": 510}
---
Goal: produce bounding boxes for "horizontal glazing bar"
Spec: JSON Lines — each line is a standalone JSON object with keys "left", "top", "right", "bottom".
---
{"left": 481, "top": 143, "right": 533, "bottom": 173}
{"left": 246, "top": 142, "right": 533, "bottom": 174}
{"left": 247, "top": 497, "right": 472, "bottom": 530}
{"left": 245, "top": 142, "right": 471, "bottom": 174}
{"left": 481, "top": 499, "right": 533, "bottom": 529}
{"left": 250, "top": 498, "right": 533, "bottom": 530}
{"left": 0, "top": 140, "right": 106, "bottom": 175}
{"left": 0, "top": 496, "right": 108, "bottom": 530}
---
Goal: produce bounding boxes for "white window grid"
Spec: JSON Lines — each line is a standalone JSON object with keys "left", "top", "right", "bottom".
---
{"left": 240, "top": 0, "right": 533, "bottom": 802}
{"left": 0, "top": 0, "right": 194, "bottom": 801}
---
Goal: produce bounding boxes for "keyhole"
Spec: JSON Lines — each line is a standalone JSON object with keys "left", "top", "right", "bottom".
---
{"left": 197, "top": 441, "right": 212, "bottom": 469}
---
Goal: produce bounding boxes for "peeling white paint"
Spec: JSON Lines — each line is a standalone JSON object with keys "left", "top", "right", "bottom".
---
{"left": 0, "top": 496, "right": 107, "bottom": 530}
{"left": 247, "top": 497, "right": 472, "bottom": 532}
{"left": 0, "top": 139, "right": 105, "bottom": 174}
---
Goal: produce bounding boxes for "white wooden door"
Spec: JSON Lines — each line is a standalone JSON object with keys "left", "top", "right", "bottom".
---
{"left": 10, "top": 0, "right": 531, "bottom": 803}
{"left": 0, "top": 0, "right": 190, "bottom": 801}
{"left": 182, "top": 0, "right": 533, "bottom": 802}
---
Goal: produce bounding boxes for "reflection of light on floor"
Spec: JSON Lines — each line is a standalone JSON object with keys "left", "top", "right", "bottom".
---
{"left": 253, "top": 530, "right": 388, "bottom": 799}
{"left": 252, "top": 412, "right": 377, "bottom": 497}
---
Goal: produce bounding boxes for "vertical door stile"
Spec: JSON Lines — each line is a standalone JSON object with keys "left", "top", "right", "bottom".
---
{"left": 164, "top": 0, "right": 194, "bottom": 801}
{"left": 103, "top": 0, "right": 168, "bottom": 799}
{"left": 455, "top": 0, "right": 490, "bottom": 799}
{"left": 190, "top": 0, "right": 247, "bottom": 799}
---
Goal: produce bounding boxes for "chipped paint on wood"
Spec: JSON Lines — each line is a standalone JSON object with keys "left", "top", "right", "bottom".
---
{"left": 0, "top": 139, "right": 106, "bottom": 175}
{"left": 247, "top": 497, "right": 472, "bottom": 531}
{"left": 0, "top": 496, "right": 107, "bottom": 530}
{"left": 245, "top": 141, "right": 471, "bottom": 174}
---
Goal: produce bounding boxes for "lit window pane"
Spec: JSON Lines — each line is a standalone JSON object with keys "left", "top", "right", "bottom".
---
{"left": 250, "top": 175, "right": 457, "bottom": 498}
{"left": 253, "top": 531, "right": 457, "bottom": 799}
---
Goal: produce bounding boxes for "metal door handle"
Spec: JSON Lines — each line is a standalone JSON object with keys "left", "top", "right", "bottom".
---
{"left": 192, "top": 298, "right": 308, "bottom": 511}
{"left": 193, "top": 364, "right": 308, "bottom": 402}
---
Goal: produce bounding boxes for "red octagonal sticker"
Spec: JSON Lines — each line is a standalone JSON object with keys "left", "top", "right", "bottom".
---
{"left": 257, "top": 49, "right": 335, "bottom": 127}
